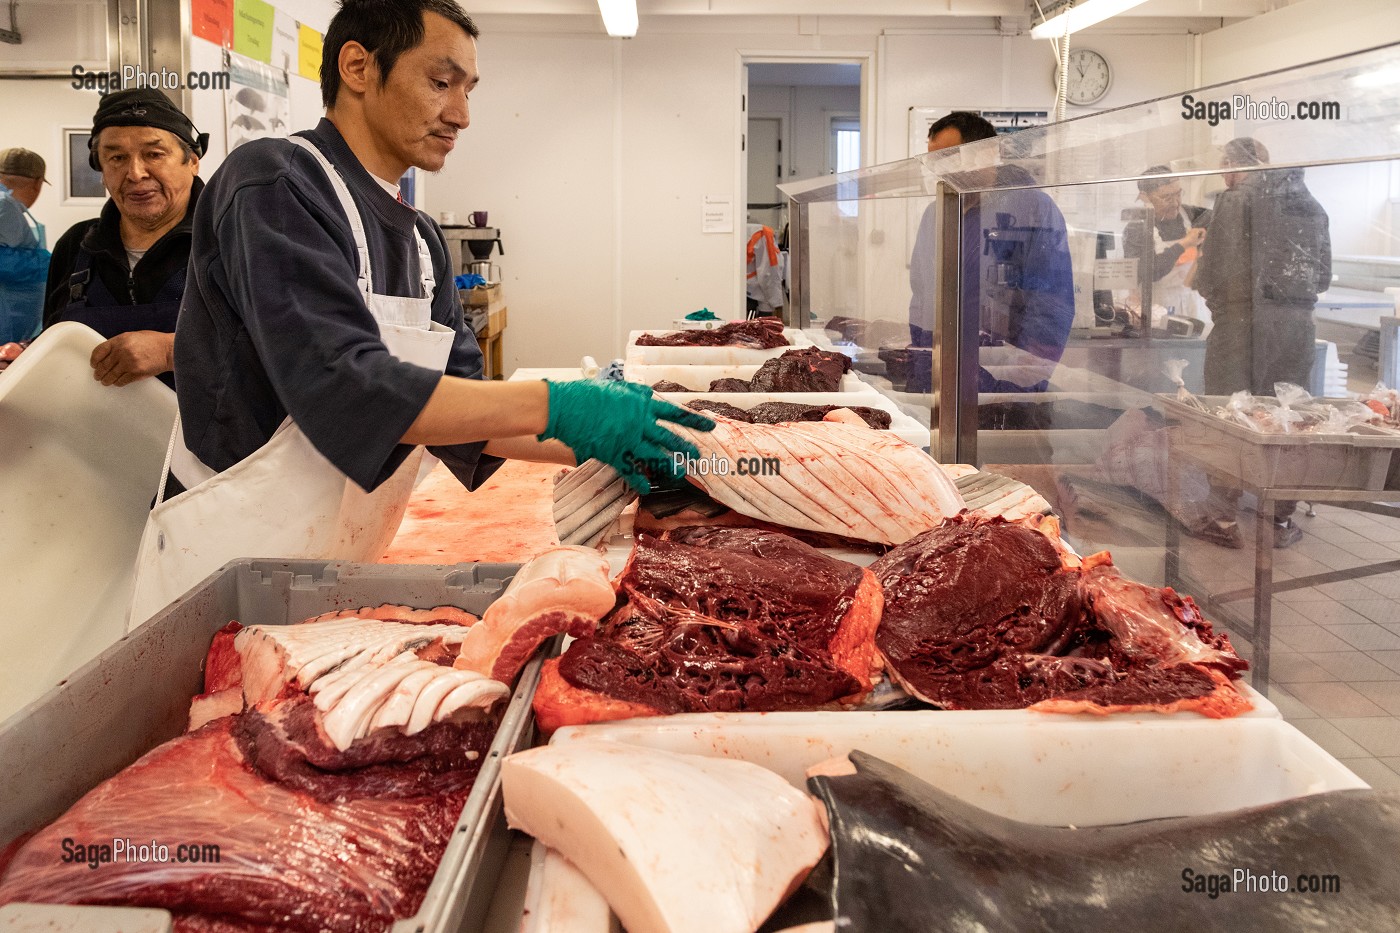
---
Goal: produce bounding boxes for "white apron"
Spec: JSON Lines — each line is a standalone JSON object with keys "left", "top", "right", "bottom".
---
{"left": 1152, "top": 207, "right": 1210, "bottom": 329}
{"left": 126, "top": 137, "right": 453, "bottom": 628}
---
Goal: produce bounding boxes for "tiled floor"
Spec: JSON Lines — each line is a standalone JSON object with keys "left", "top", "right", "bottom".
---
{"left": 1177, "top": 502, "right": 1400, "bottom": 790}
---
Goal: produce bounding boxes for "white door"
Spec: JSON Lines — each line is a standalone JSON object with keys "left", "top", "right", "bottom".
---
{"left": 746, "top": 116, "right": 783, "bottom": 232}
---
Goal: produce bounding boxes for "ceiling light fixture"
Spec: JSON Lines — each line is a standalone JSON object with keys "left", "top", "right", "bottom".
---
{"left": 1030, "top": 0, "right": 1149, "bottom": 39}
{"left": 597, "top": 0, "right": 638, "bottom": 37}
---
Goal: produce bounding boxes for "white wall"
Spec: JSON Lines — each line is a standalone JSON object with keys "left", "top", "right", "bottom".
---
{"left": 750, "top": 82, "right": 861, "bottom": 182}
{"left": 0, "top": 79, "right": 111, "bottom": 245}
{"left": 875, "top": 32, "right": 1198, "bottom": 164}
{"left": 0, "top": 0, "right": 338, "bottom": 241}
{"left": 1201, "top": 0, "right": 1400, "bottom": 85}
{"left": 1199, "top": 0, "right": 1400, "bottom": 262}
{"left": 433, "top": 17, "right": 1201, "bottom": 370}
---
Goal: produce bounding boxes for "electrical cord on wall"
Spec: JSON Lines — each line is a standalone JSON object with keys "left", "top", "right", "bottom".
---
{"left": 1034, "top": 0, "right": 1072, "bottom": 122}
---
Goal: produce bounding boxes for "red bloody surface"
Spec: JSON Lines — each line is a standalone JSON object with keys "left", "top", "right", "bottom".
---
{"left": 381, "top": 461, "right": 562, "bottom": 565}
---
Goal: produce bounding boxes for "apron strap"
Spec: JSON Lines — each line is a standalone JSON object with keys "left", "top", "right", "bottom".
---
{"left": 288, "top": 135, "right": 373, "bottom": 303}
{"left": 413, "top": 224, "right": 435, "bottom": 300}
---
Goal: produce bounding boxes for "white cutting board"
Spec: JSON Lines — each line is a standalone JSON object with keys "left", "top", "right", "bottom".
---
{"left": 0, "top": 323, "right": 177, "bottom": 724}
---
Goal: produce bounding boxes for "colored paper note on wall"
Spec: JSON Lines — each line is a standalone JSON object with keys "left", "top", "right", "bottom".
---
{"left": 298, "top": 24, "right": 323, "bottom": 81}
{"left": 272, "top": 10, "right": 298, "bottom": 74}
{"left": 192, "top": 0, "right": 233, "bottom": 47}
{"left": 233, "top": 0, "right": 274, "bottom": 64}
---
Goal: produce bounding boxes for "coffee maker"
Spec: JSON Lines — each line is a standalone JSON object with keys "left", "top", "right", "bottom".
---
{"left": 440, "top": 226, "right": 504, "bottom": 285}
{"left": 462, "top": 228, "right": 503, "bottom": 284}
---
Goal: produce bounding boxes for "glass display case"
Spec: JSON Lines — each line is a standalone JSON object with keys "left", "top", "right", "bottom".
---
{"left": 781, "top": 42, "right": 1400, "bottom": 696}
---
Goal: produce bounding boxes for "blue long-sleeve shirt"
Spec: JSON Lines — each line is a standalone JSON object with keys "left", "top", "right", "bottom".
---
{"left": 909, "top": 176, "right": 1075, "bottom": 393}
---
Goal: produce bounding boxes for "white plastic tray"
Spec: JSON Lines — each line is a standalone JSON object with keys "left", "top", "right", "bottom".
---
{"left": 624, "top": 362, "right": 875, "bottom": 395}
{"left": 653, "top": 390, "right": 929, "bottom": 448}
{"left": 624, "top": 328, "right": 813, "bottom": 366}
{"left": 0, "top": 322, "right": 177, "bottom": 724}
{"left": 526, "top": 711, "right": 1357, "bottom": 933}
{"left": 551, "top": 710, "right": 1359, "bottom": 824}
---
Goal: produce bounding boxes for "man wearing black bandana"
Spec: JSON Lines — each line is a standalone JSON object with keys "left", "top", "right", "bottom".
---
{"left": 42, "top": 88, "right": 208, "bottom": 390}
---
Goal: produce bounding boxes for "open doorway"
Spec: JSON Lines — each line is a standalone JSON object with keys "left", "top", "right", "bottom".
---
{"left": 741, "top": 60, "right": 863, "bottom": 321}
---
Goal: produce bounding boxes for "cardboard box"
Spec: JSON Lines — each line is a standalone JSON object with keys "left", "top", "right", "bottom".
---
{"left": 466, "top": 284, "right": 503, "bottom": 308}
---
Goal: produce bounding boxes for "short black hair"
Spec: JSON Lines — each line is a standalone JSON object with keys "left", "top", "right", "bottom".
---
{"left": 928, "top": 111, "right": 997, "bottom": 145}
{"left": 321, "top": 0, "right": 480, "bottom": 109}
{"left": 1137, "top": 164, "right": 1174, "bottom": 194}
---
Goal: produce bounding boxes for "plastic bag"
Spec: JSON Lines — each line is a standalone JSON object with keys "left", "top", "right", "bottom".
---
{"left": 1361, "top": 384, "right": 1400, "bottom": 426}
{"left": 1163, "top": 359, "right": 1205, "bottom": 410}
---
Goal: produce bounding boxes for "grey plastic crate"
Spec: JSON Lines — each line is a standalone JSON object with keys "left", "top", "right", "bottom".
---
{"left": 0, "top": 558, "right": 536, "bottom": 933}
{"left": 1159, "top": 395, "right": 1400, "bottom": 491}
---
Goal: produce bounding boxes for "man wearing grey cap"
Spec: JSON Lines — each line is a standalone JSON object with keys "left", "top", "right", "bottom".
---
{"left": 0, "top": 147, "right": 51, "bottom": 344}
{"left": 42, "top": 89, "right": 208, "bottom": 390}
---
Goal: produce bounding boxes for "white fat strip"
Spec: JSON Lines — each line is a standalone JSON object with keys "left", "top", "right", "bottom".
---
{"left": 761, "top": 427, "right": 897, "bottom": 541}
{"left": 678, "top": 422, "right": 828, "bottom": 532}
{"left": 794, "top": 423, "right": 960, "bottom": 532}
{"left": 406, "top": 669, "right": 480, "bottom": 735}
{"left": 367, "top": 665, "right": 443, "bottom": 731}
{"left": 320, "top": 662, "right": 426, "bottom": 750}
{"left": 436, "top": 676, "right": 510, "bottom": 720}
{"left": 710, "top": 420, "right": 862, "bottom": 533}
{"left": 241, "top": 618, "right": 469, "bottom": 693}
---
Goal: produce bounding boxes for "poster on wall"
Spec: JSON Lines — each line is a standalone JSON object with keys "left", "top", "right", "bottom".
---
{"left": 233, "top": 0, "right": 274, "bottom": 64}
{"left": 225, "top": 52, "right": 290, "bottom": 151}
{"left": 193, "top": 0, "right": 233, "bottom": 47}
{"left": 272, "top": 10, "right": 299, "bottom": 74}
{"left": 298, "top": 24, "right": 324, "bottom": 81}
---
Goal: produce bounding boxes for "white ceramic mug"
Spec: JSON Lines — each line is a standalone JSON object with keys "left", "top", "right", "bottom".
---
{"left": 439, "top": 211, "right": 457, "bottom": 225}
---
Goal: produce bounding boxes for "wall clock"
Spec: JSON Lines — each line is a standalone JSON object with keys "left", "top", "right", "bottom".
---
{"left": 1053, "top": 48, "right": 1112, "bottom": 106}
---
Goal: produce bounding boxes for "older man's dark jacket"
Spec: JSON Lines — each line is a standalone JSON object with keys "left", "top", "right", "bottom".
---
{"left": 41, "top": 178, "right": 203, "bottom": 329}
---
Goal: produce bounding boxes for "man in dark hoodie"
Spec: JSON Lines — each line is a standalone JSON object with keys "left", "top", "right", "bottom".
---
{"left": 1191, "top": 137, "right": 1332, "bottom": 549}
{"left": 42, "top": 89, "right": 206, "bottom": 390}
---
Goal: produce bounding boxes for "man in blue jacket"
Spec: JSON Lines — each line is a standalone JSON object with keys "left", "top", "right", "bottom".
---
{"left": 908, "top": 112, "right": 1075, "bottom": 395}
{"left": 0, "top": 148, "right": 50, "bottom": 343}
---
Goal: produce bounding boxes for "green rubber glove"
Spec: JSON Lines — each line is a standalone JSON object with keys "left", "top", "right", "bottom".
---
{"left": 538, "top": 380, "right": 716, "bottom": 494}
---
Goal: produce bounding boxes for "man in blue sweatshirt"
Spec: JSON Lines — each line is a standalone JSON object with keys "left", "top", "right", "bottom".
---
{"left": 129, "top": 0, "right": 710, "bottom": 622}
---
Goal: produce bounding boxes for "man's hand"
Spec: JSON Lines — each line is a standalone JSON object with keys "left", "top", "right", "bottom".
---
{"left": 537, "top": 380, "right": 715, "bottom": 494}
{"left": 90, "top": 330, "right": 175, "bottom": 386}
{"left": 1178, "top": 227, "right": 1206, "bottom": 250}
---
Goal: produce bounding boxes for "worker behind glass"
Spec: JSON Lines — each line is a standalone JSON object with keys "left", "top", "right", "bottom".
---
{"left": 908, "top": 112, "right": 1075, "bottom": 394}
{"left": 1188, "top": 137, "right": 1333, "bottom": 550}
{"left": 1120, "top": 166, "right": 1210, "bottom": 332}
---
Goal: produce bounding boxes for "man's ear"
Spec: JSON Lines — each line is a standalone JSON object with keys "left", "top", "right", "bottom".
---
{"left": 338, "top": 40, "right": 375, "bottom": 97}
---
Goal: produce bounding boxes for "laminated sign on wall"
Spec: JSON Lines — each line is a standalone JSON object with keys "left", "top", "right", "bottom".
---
{"left": 225, "top": 51, "right": 290, "bottom": 151}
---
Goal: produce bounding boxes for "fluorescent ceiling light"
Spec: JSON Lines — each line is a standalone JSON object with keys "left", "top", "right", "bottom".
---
{"left": 1031, "top": 0, "right": 1149, "bottom": 39}
{"left": 597, "top": 0, "right": 638, "bottom": 37}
